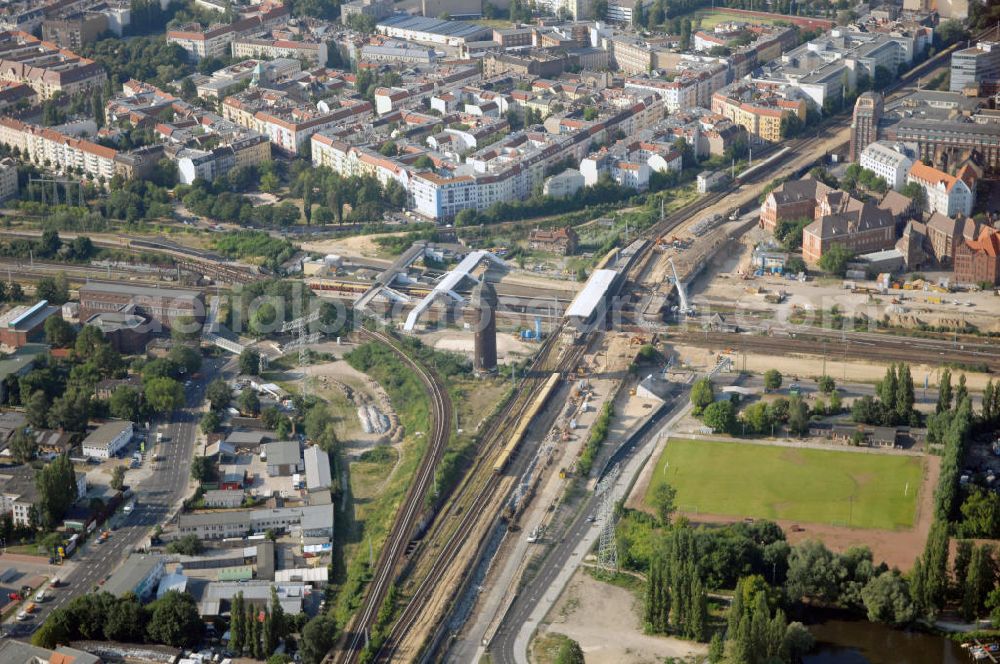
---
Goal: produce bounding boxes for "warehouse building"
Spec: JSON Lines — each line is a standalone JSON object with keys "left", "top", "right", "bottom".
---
{"left": 82, "top": 420, "right": 134, "bottom": 459}
{"left": 0, "top": 300, "right": 57, "bottom": 351}
{"left": 103, "top": 554, "right": 166, "bottom": 601}
{"left": 78, "top": 283, "right": 205, "bottom": 333}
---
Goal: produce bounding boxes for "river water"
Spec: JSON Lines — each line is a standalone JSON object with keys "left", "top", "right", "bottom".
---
{"left": 804, "top": 616, "right": 968, "bottom": 664}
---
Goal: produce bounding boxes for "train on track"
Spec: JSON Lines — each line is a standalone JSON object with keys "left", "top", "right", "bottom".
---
{"left": 735, "top": 146, "right": 792, "bottom": 183}
{"left": 493, "top": 372, "right": 561, "bottom": 473}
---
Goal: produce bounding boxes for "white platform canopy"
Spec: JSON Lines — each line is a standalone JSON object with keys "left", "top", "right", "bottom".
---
{"left": 403, "top": 250, "right": 507, "bottom": 331}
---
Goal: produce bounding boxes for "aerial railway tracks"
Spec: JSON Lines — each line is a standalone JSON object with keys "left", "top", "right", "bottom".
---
{"left": 370, "top": 334, "right": 588, "bottom": 662}
{"left": 332, "top": 39, "right": 1000, "bottom": 658}
{"left": 337, "top": 326, "right": 453, "bottom": 664}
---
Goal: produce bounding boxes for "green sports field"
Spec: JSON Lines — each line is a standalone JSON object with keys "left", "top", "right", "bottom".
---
{"left": 687, "top": 9, "right": 786, "bottom": 28}
{"left": 645, "top": 439, "right": 923, "bottom": 530}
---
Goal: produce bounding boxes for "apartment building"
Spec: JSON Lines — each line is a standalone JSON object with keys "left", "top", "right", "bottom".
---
{"left": 609, "top": 35, "right": 678, "bottom": 74}
{"left": 313, "top": 92, "right": 662, "bottom": 220}
{"left": 0, "top": 30, "right": 106, "bottom": 99}
{"left": 906, "top": 161, "right": 975, "bottom": 218}
{"left": 0, "top": 117, "right": 117, "bottom": 180}
{"left": 41, "top": 10, "right": 107, "bottom": 49}
{"left": 580, "top": 138, "right": 681, "bottom": 190}
{"left": 167, "top": 2, "right": 289, "bottom": 61}
{"left": 605, "top": 0, "right": 651, "bottom": 25}
{"left": 711, "top": 81, "right": 806, "bottom": 144}
{"left": 340, "top": 0, "right": 392, "bottom": 25}
{"left": 176, "top": 133, "right": 271, "bottom": 184}
{"left": 223, "top": 88, "right": 373, "bottom": 155}
{"left": 0, "top": 157, "right": 16, "bottom": 201}
{"left": 231, "top": 37, "right": 328, "bottom": 67}
{"left": 625, "top": 61, "right": 728, "bottom": 113}
{"left": 859, "top": 141, "right": 914, "bottom": 191}
{"left": 542, "top": 169, "right": 585, "bottom": 199}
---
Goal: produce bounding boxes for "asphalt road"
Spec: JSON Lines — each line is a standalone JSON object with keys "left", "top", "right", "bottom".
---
{"left": 483, "top": 369, "right": 942, "bottom": 662}
{"left": 6, "top": 355, "right": 235, "bottom": 637}
{"left": 484, "top": 387, "right": 694, "bottom": 664}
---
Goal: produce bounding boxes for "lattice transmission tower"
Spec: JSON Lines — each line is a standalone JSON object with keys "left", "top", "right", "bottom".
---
{"left": 595, "top": 464, "right": 621, "bottom": 574}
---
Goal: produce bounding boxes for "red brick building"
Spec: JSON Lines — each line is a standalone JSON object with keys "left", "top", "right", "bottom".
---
{"left": 759, "top": 177, "right": 832, "bottom": 233}
{"left": 0, "top": 301, "right": 57, "bottom": 351}
{"left": 528, "top": 227, "right": 579, "bottom": 255}
{"left": 954, "top": 226, "right": 1000, "bottom": 286}
{"left": 802, "top": 191, "right": 896, "bottom": 264}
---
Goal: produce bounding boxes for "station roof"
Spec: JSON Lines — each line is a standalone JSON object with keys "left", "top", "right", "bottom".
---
{"left": 565, "top": 269, "right": 617, "bottom": 320}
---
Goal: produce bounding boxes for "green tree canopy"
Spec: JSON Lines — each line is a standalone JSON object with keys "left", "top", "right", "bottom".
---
{"left": 144, "top": 377, "right": 184, "bottom": 412}
{"left": 690, "top": 377, "right": 714, "bottom": 415}
{"left": 206, "top": 378, "right": 232, "bottom": 411}
{"left": 44, "top": 316, "right": 76, "bottom": 347}
{"left": 146, "top": 590, "right": 202, "bottom": 647}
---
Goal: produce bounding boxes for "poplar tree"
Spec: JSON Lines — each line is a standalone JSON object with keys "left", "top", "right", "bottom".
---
{"left": 938, "top": 369, "right": 953, "bottom": 413}
{"left": 689, "top": 577, "right": 707, "bottom": 641}
{"left": 896, "top": 364, "right": 915, "bottom": 422}
{"left": 262, "top": 606, "right": 275, "bottom": 655}
{"left": 229, "top": 593, "right": 245, "bottom": 654}
{"left": 964, "top": 545, "right": 995, "bottom": 622}
{"left": 244, "top": 604, "right": 257, "bottom": 656}
{"left": 956, "top": 374, "right": 969, "bottom": 410}
{"left": 877, "top": 364, "right": 898, "bottom": 408}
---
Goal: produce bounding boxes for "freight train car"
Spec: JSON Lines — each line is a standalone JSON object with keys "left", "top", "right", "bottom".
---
{"left": 493, "top": 372, "right": 561, "bottom": 473}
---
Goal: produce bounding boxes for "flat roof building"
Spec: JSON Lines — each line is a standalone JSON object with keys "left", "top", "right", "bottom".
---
{"left": 264, "top": 440, "right": 303, "bottom": 477}
{"left": 82, "top": 420, "right": 133, "bottom": 459}
{"left": 78, "top": 282, "right": 205, "bottom": 333}
{"left": 102, "top": 553, "right": 165, "bottom": 600}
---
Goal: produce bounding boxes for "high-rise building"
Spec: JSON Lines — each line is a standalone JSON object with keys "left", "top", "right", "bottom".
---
{"left": 468, "top": 279, "right": 498, "bottom": 374}
{"left": 850, "top": 91, "right": 883, "bottom": 162}
{"left": 950, "top": 42, "right": 1000, "bottom": 93}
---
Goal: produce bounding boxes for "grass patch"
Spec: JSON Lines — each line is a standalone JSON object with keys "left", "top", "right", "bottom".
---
{"left": 687, "top": 8, "right": 787, "bottom": 28}
{"left": 531, "top": 632, "right": 577, "bottom": 664}
{"left": 646, "top": 439, "right": 923, "bottom": 530}
{"left": 329, "top": 343, "right": 432, "bottom": 626}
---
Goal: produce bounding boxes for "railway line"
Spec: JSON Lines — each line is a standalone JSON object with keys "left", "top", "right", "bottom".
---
{"left": 673, "top": 329, "right": 1000, "bottom": 373}
{"left": 371, "top": 332, "right": 586, "bottom": 662}
{"left": 337, "top": 326, "right": 454, "bottom": 664}
{"left": 0, "top": 230, "right": 262, "bottom": 285}
{"left": 365, "top": 116, "right": 838, "bottom": 664}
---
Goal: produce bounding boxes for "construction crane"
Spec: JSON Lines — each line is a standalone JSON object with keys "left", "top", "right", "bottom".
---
{"left": 668, "top": 258, "right": 694, "bottom": 316}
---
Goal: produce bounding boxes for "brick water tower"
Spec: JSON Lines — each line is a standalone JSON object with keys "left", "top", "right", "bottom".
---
{"left": 467, "top": 278, "right": 498, "bottom": 374}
